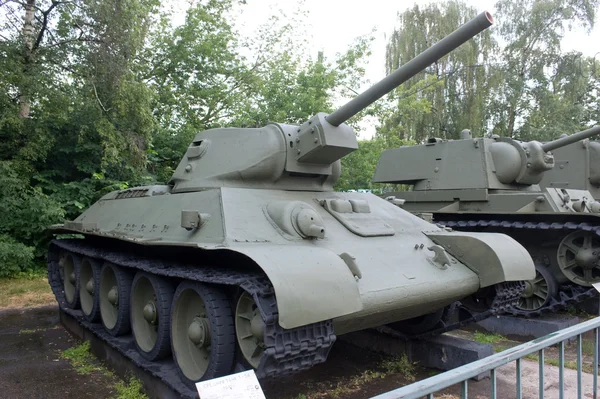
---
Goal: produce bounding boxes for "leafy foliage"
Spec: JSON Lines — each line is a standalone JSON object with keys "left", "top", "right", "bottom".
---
{"left": 0, "top": 0, "right": 371, "bottom": 277}
{"left": 381, "top": 0, "right": 599, "bottom": 142}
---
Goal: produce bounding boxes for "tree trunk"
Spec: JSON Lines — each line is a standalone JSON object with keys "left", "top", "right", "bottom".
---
{"left": 19, "top": 0, "right": 36, "bottom": 118}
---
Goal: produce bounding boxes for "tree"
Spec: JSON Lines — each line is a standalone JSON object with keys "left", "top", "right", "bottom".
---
{"left": 382, "top": 1, "right": 498, "bottom": 141}
{"left": 492, "top": 0, "right": 598, "bottom": 138}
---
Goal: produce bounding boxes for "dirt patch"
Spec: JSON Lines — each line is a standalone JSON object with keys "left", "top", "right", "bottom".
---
{"left": 0, "top": 306, "right": 118, "bottom": 398}
{"left": 0, "top": 276, "right": 55, "bottom": 309}
{"left": 2, "top": 306, "right": 598, "bottom": 399}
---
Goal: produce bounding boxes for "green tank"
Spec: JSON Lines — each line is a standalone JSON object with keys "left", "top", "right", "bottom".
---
{"left": 374, "top": 125, "right": 600, "bottom": 316}
{"left": 538, "top": 134, "right": 600, "bottom": 200}
{"left": 46, "top": 11, "right": 534, "bottom": 390}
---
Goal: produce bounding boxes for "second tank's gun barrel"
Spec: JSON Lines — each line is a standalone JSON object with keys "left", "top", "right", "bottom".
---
{"left": 542, "top": 126, "right": 600, "bottom": 152}
{"left": 325, "top": 11, "right": 494, "bottom": 127}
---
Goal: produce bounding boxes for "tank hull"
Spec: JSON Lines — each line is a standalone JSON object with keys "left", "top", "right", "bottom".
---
{"left": 53, "top": 187, "right": 535, "bottom": 329}
{"left": 48, "top": 185, "right": 533, "bottom": 382}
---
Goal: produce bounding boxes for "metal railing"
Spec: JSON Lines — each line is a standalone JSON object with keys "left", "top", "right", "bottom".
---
{"left": 371, "top": 316, "right": 600, "bottom": 399}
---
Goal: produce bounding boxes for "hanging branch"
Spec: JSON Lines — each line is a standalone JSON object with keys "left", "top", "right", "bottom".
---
{"left": 92, "top": 82, "right": 111, "bottom": 112}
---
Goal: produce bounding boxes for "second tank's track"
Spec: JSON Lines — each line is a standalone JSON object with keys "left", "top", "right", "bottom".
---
{"left": 381, "top": 281, "right": 526, "bottom": 340}
{"left": 48, "top": 238, "right": 335, "bottom": 398}
{"left": 440, "top": 218, "right": 599, "bottom": 317}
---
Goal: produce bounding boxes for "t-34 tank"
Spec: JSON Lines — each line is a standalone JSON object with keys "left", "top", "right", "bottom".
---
{"left": 538, "top": 133, "right": 600, "bottom": 200}
{"left": 47, "top": 11, "right": 534, "bottom": 389}
{"left": 374, "top": 125, "right": 600, "bottom": 316}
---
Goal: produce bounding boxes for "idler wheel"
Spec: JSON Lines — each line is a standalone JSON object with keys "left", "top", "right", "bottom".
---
{"left": 78, "top": 257, "right": 101, "bottom": 321}
{"left": 557, "top": 230, "right": 600, "bottom": 286}
{"left": 516, "top": 264, "right": 557, "bottom": 311}
{"left": 235, "top": 291, "right": 267, "bottom": 368}
{"left": 388, "top": 308, "right": 444, "bottom": 335}
{"left": 131, "top": 272, "right": 174, "bottom": 361}
{"left": 171, "top": 282, "right": 235, "bottom": 385}
{"left": 60, "top": 253, "right": 80, "bottom": 309}
{"left": 99, "top": 262, "right": 132, "bottom": 336}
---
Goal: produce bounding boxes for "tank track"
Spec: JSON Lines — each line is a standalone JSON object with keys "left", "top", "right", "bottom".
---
{"left": 48, "top": 239, "right": 335, "bottom": 397}
{"left": 380, "top": 281, "right": 525, "bottom": 340}
{"left": 440, "top": 219, "right": 599, "bottom": 317}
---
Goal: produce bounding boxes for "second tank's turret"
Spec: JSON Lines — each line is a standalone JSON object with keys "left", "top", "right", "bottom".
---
{"left": 538, "top": 133, "right": 600, "bottom": 200}
{"left": 374, "top": 125, "right": 600, "bottom": 194}
{"left": 373, "top": 125, "right": 600, "bottom": 315}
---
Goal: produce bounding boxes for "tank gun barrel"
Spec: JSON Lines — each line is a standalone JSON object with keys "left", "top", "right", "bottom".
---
{"left": 542, "top": 126, "right": 600, "bottom": 152}
{"left": 325, "top": 11, "right": 494, "bottom": 127}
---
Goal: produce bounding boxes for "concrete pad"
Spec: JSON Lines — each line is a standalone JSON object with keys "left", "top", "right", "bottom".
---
{"left": 477, "top": 314, "right": 580, "bottom": 340}
{"left": 340, "top": 329, "right": 493, "bottom": 380}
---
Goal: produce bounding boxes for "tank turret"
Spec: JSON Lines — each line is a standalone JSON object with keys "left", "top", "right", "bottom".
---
{"left": 46, "top": 12, "right": 536, "bottom": 391}
{"left": 374, "top": 126, "right": 600, "bottom": 315}
{"left": 374, "top": 125, "right": 600, "bottom": 191}
{"left": 539, "top": 132, "right": 600, "bottom": 200}
{"left": 170, "top": 11, "right": 497, "bottom": 193}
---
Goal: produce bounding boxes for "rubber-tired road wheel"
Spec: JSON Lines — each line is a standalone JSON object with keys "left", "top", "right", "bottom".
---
{"left": 131, "top": 272, "right": 174, "bottom": 361}
{"left": 388, "top": 308, "right": 444, "bottom": 335}
{"left": 171, "top": 281, "right": 235, "bottom": 386}
{"left": 99, "top": 262, "right": 132, "bottom": 336}
{"left": 235, "top": 291, "right": 266, "bottom": 368}
{"left": 517, "top": 263, "right": 558, "bottom": 311}
{"left": 79, "top": 257, "right": 101, "bottom": 322}
{"left": 60, "top": 252, "right": 80, "bottom": 309}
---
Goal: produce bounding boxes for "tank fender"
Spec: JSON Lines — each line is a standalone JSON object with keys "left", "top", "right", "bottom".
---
{"left": 229, "top": 244, "right": 363, "bottom": 329}
{"left": 424, "top": 231, "right": 535, "bottom": 287}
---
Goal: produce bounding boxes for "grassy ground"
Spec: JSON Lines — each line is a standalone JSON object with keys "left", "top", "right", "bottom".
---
{"left": 61, "top": 341, "right": 148, "bottom": 399}
{"left": 0, "top": 271, "right": 55, "bottom": 309}
{"left": 0, "top": 274, "right": 147, "bottom": 398}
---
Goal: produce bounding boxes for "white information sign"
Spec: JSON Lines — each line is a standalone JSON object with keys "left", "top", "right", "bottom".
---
{"left": 196, "top": 370, "right": 267, "bottom": 399}
{"left": 593, "top": 282, "right": 600, "bottom": 293}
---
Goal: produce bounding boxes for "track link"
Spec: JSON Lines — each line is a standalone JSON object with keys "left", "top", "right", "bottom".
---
{"left": 440, "top": 219, "right": 599, "bottom": 317}
{"left": 48, "top": 239, "right": 335, "bottom": 397}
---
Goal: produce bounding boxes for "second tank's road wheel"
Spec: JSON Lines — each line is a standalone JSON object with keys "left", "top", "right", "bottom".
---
{"left": 235, "top": 291, "right": 267, "bottom": 368}
{"left": 558, "top": 230, "right": 600, "bottom": 286}
{"left": 60, "top": 252, "right": 80, "bottom": 309}
{"left": 79, "top": 257, "right": 101, "bottom": 322}
{"left": 517, "top": 264, "right": 558, "bottom": 311}
{"left": 171, "top": 281, "right": 235, "bottom": 385}
{"left": 131, "top": 272, "right": 174, "bottom": 361}
{"left": 100, "top": 263, "right": 132, "bottom": 336}
{"left": 387, "top": 308, "right": 444, "bottom": 336}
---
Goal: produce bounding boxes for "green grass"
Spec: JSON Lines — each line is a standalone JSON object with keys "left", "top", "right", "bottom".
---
{"left": 380, "top": 354, "right": 416, "bottom": 380}
{"left": 582, "top": 339, "right": 596, "bottom": 356}
{"left": 19, "top": 326, "right": 59, "bottom": 334}
{"left": 114, "top": 377, "right": 149, "bottom": 399}
{"left": 0, "top": 273, "right": 55, "bottom": 309}
{"left": 61, "top": 341, "right": 103, "bottom": 375}
{"left": 62, "top": 342, "right": 150, "bottom": 397}
{"left": 473, "top": 331, "right": 506, "bottom": 344}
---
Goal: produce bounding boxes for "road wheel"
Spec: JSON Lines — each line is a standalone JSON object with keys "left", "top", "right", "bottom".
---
{"left": 171, "top": 281, "right": 235, "bottom": 385}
